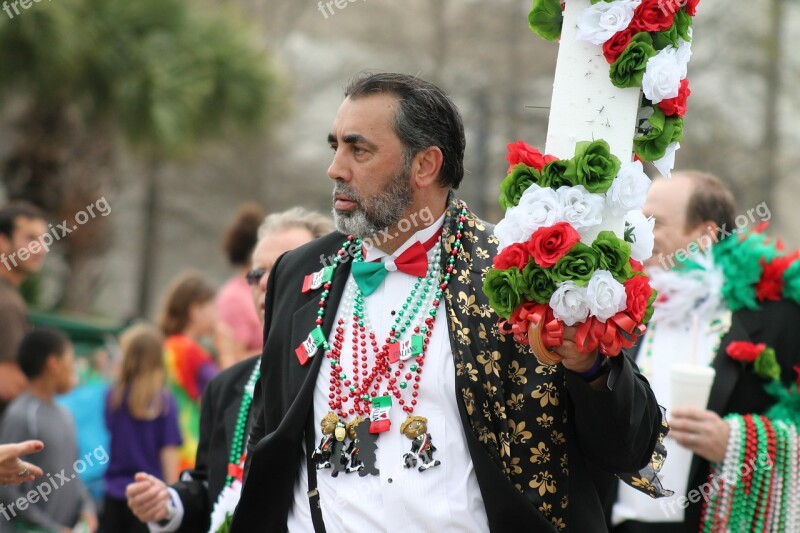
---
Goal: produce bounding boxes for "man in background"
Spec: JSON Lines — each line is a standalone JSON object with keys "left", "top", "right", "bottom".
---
{"left": 0, "top": 202, "right": 49, "bottom": 416}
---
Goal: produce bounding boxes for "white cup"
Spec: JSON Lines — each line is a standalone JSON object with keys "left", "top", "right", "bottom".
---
{"left": 670, "top": 363, "right": 716, "bottom": 410}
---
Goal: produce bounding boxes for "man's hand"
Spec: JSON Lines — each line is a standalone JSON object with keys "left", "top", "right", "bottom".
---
{"left": 0, "top": 440, "right": 44, "bottom": 485}
{"left": 126, "top": 472, "right": 171, "bottom": 523}
{"left": 552, "top": 326, "right": 599, "bottom": 373}
{"left": 668, "top": 406, "right": 730, "bottom": 463}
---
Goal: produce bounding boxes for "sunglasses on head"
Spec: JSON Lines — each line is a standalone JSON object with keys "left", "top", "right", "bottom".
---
{"left": 246, "top": 268, "right": 267, "bottom": 286}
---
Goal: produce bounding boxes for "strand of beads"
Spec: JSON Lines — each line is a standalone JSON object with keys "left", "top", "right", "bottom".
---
{"left": 224, "top": 361, "right": 261, "bottom": 487}
{"left": 321, "top": 201, "right": 469, "bottom": 422}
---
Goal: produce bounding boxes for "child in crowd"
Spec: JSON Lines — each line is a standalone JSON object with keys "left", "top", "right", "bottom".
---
{"left": 159, "top": 271, "right": 229, "bottom": 471}
{"left": 102, "top": 325, "right": 181, "bottom": 533}
{"left": 0, "top": 328, "right": 97, "bottom": 532}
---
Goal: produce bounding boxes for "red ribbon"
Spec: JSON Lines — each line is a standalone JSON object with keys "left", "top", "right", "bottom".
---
{"left": 575, "top": 312, "right": 647, "bottom": 356}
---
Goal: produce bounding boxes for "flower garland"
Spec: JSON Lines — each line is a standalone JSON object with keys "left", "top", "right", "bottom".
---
{"left": 483, "top": 139, "right": 657, "bottom": 356}
{"left": 528, "top": 0, "right": 699, "bottom": 174}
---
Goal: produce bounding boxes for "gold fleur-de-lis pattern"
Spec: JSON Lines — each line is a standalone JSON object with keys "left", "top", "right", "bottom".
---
{"left": 441, "top": 197, "right": 570, "bottom": 528}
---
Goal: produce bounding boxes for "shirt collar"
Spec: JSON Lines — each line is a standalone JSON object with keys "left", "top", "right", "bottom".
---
{"left": 363, "top": 212, "right": 446, "bottom": 263}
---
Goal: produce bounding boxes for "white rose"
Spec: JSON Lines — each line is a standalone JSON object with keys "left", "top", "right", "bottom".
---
{"left": 653, "top": 142, "right": 680, "bottom": 179}
{"left": 642, "top": 47, "right": 682, "bottom": 104}
{"left": 517, "top": 185, "right": 563, "bottom": 231}
{"left": 586, "top": 270, "right": 628, "bottom": 322}
{"left": 625, "top": 210, "right": 655, "bottom": 262}
{"left": 575, "top": 0, "right": 640, "bottom": 45}
{"left": 494, "top": 209, "right": 528, "bottom": 252}
{"left": 676, "top": 38, "right": 692, "bottom": 79}
{"left": 558, "top": 185, "right": 605, "bottom": 230}
{"left": 606, "top": 161, "right": 652, "bottom": 216}
{"left": 550, "top": 281, "right": 591, "bottom": 327}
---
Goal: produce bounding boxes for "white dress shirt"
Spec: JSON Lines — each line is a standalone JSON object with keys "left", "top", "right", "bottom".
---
{"left": 288, "top": 215, "right": 489, "bottom": 533}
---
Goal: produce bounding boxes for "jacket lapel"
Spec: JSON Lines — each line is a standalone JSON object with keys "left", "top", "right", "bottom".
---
{"left": 224, "top": 376, "right": 246, "bottom": 447}
{"left": 287, "top": 254, "right": 353, "bottom": 403}
{"left": 706, "top": 310, "right": 761, "bottom": 414}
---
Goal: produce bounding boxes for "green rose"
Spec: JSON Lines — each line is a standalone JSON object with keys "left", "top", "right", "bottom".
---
{"left": 610, "top": 32, "right": 656, "bottom": 89}
{"left": 499, "top": 164, "right": 540, "bottom": 210}
{"left": 528, "top": 0, "right": 563, "bottom": 42}
{"left": 550, "top": 242, "right": 600, "bottom": 286}
{"left": 592, "top": 231, "right": 633, "bottom": 283}
{"left": 652, "top": 26, "right": 679, "bottom": 51}
{"left": 564, "top": 140, "right": 621, "bottom": 194}
{"left": 482, "top": 267, "right": 524, "bottom": 319}
{"left": 520, "top": 261, "right": 556, "bottom": 304}
{"left": 675, "top": 9, "right": 693, "bottom": 42}
{"left": 633, "top": 107, "right": 684, "bottom": 162}
{"left": 539, "top": 160, "right": 571, "bottom": 189}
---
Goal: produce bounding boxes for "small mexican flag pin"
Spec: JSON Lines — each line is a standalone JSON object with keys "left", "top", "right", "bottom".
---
{"left": 369, "top": 395, "right": 393, "bottom": 434}
{"left": 301, "top": 266, "right": 335, "bottom": 294}
{"left": 295, "top": 327, "right": 327, "bottom": 366}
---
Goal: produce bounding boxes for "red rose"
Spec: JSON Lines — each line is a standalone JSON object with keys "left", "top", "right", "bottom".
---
{"left": 726, "top": 341, "right": 766, "bottom": 363}
{"left": 526, "top": 223, "right": 581, "bottom": 268}
{"left": 684, "top": 0, "right": 700, "bottom": 16}
{"left": 658, "top": 79, "right": 691, "bottom": 117}
{"left": 603, "top": 28, "right": 636, "bottom": 64}
{"left": 493, "top": 243, "right": 530, "bottom": 271}
{"left": 756, "top": 253, "right": 800, "bottom": 301}
{"left": 629, "top": 258, "right": 645, "bottom": 273}
{"left": 630, "top": 0, "right": 679, "bottom": 32}
{"left": 624, "top": 275, "right": 653, "bottom": 323}
{"left": 506, "top": 139, "right": 557, "bottom": 173}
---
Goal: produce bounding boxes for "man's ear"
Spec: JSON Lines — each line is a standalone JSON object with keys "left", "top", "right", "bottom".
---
{"left": 690, "top": 220, "right": 720, "bottom": 252}
{"left": 411, "top": 147, "right": 444, "bottom": 190}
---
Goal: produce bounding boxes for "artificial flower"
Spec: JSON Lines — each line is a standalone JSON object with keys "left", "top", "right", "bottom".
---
{"left": 642, "top": 47, "right": 683, "bottom": 104}
{"left": 550, "top": 281, "right": 591, "bottom": 326}
{"left": 576, "top": 0, "right": 640, "bottom": 46}
{"left": 506, "top": 140, "right": 556, "bottom": 173}
{"left": 610, "top": 32, "right": 657, "bottom": 89}
{"left": 558, "top": 185, "right": 605, "bottom": 232}
{"left": 551, "top": 242, "right": 600, "bottom": 286}
{"left": 586, "top": 270, "right": 628, "bottom": 322}
{"left": 493, "top": 242, "right": 531, "bottom": 271}
{"left": 592, "top": 231, "right": 634, "bottom": 283}
{"left": 528, "top": 0, "right": 564, "bottom": 42}
{"left": 521, "top": 261, "right": 557, "bottom": 304}
{"left": 658, "top": 79, "right": 690, "bottom": 117}
{"left": 500, "top": 164, "right": 541, "bottom": 210}
{"left": 564, "top": 140, "right": 621, "bottom": 194}
{"left": 624, "top": 274, "right": 654, "bottom": 323}
{"left": 527, "top": 222, "right": 582, "bottom": 268}
{"left": 483, "top": 267, "right": 525, "bottom": 320}
{"left": 606, "top": 161, "right": 652, "bottom": 216}
{"left": 630, "top": 0, "right": 679, "bottom": 33}
{"left": 603, "top": 28, "right": 637, "bottom": 64}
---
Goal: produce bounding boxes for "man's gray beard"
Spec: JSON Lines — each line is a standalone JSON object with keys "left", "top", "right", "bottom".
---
{"left": 333, "top": 168, "right": 413, "bottom": 240}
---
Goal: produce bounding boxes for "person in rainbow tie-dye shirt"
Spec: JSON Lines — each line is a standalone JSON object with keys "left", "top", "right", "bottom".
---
{"left": 158, "top": 271, "right": 233, "bottom": 471}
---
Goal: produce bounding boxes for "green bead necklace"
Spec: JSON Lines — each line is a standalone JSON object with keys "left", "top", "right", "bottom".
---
{"left": 224, "top": 361, "right": 261, "bottom": 486}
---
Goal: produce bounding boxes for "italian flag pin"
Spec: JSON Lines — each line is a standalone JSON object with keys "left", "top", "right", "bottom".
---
{"left": 387, "top": 334, "right": 424, "bottom": 364}
{"left": 295, "top": 327, "right": 327, "bottom": 366}
{"left": 302, "top": 266, "right": 335, "bottom": 294}
{"left": 369, "top": 395, "right": 393, "bottom": 434}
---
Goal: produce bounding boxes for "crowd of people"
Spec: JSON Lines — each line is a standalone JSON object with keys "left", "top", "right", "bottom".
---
{"left": 0, "top": 72, "right": 798, "bottom": 533}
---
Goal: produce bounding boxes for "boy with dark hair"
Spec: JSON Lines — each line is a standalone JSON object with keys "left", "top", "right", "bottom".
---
{"left": 0, "top": 328, "right": 97, "bottom": 532}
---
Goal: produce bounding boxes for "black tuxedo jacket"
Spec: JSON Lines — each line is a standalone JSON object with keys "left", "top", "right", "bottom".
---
{"left": 171, "top": 356, "right": 260, "bottom": 533}
{"left": 597, "top": 299, "right": 800, "bottom": 531}
{"left": 232, "top": 211, "right": 661, "bottom": 533}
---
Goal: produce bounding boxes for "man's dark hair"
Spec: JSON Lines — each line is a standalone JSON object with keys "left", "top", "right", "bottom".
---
{"left": 0, "top": 201, "right": 46, "bottom": 239}
{"left": 222, "top": 202, "right": 265, "bottom": 267}
{"left": 344, "top": 73, "right": 466, "bottom": 189}
{"left": 681, "top": 171, "right": 736, "bottom": 240}
{"left": 18, "top": 328, "right": 70, "bottom": 380}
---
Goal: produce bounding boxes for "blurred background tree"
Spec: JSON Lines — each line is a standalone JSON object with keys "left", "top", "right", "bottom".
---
{"left": 0, "top": 0, "right": 280, "bottom": 316}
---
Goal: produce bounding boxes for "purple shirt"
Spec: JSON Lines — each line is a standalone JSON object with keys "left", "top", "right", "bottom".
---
{"left": 103, "top": 389, "right": 183, "bottom": 500}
